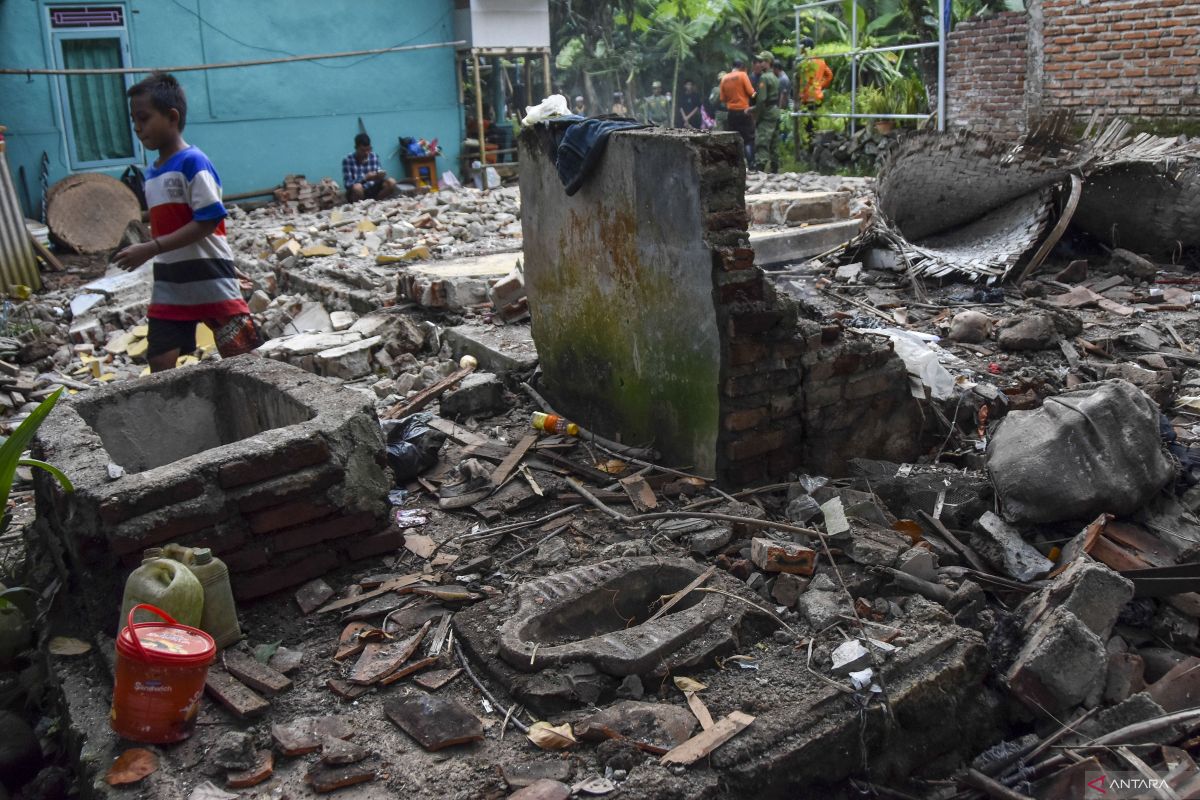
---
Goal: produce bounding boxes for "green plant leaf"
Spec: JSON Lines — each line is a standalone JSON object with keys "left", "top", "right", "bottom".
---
{"left": 0, "top": 387, "right": 64, "bottom": 514}
{"left": 18, "top": 459, "right": 73, "bottom": 492}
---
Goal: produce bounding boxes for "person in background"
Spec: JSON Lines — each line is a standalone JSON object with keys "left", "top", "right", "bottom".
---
{"left": 775, "top": 60, "right": 793, "bottom": 110}
{"left": 342, "top": 133, "right": 397, "bottom": 202}
{"left": 611, "top": 91, "right": 629, "bottom": 116}
{"left": 798, "top": 37, "right": 834, "bottom": 140}
{"left": 642, "top": 80, "right": 672, "bottom": 126}
{"left": 708, "top": 72, "right": 728, "bottom": 131}
{"left": 719, "top": 59, "right": 756, "bottom": 165}
{"left": 676, "top": 79, "right": 703, "bottom": 128}
{"left": 573, "top": 95, "right": 587, "bottom": 116}
{"left": 752, "top": 51, "right": 781, "bottom": 173}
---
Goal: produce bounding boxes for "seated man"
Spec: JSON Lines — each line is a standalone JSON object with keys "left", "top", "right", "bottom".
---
{"left": 342, "top": 133, "right": 396, "bottom": 202}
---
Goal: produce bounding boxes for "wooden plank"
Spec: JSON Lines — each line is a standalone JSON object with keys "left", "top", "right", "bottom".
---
{"left": 223, "top": 650, "right": 293, "bottom": 696}
{"left": 426, "top": 415, "right": 491, "bottom": 446}
{"left": 27, "top": 231, "right": 64, "bottom": 272}
{"left": 659, "top": 711, "right": 755, "bottom": 766}
{"left": 382, "top": 368, "right": 472, "bottom": 420}
{"left": 686, "top": 692, "right": 715, "bottom": 731}
{"left": 316, "top": 574, "right": 429, "bottom": 614}
{"left": 491, "top": 434, "right": 536, "bottom": 487}
{"left": 205, "top": 667, "right": 270, "bottom": 719}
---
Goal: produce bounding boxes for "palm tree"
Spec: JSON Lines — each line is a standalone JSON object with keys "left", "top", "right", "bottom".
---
{"left": 653, "top": 11, "right": 716, "bottom": 123}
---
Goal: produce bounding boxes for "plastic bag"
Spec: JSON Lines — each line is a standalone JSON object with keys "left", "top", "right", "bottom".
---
{"left": 859, "top": 327, "right": 956, "bottom": 401}
{"left": 383, "top": 413, "right": 446, "bottom": 482}
{"left": 522, "top": 94, "right": 570, "bottom": 126}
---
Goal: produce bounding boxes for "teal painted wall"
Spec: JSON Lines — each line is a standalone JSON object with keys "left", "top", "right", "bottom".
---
{"left": 0, "top": 0, "right": 462, "bottom": 216}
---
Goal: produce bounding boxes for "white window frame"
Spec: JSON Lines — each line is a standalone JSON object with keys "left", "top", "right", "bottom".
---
{"left": 47, "top": 6, "right": 143, "bottom": 169}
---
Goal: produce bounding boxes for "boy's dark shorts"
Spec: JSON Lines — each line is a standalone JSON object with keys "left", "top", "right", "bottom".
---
{"left": 362, "top": 182, "right": 385, "bottom": 199}
{"left": 147, "top": 318, "right": 197, "bottom": 357}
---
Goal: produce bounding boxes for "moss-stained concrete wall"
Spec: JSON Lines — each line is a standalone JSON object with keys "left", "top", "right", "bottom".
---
{"left": 519, "top": 128, "right": 724, "bottom": 476}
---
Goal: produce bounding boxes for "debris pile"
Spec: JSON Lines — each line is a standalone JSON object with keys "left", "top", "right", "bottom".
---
{"left": 273, "top": 175, "right": 344, "bottom": 214}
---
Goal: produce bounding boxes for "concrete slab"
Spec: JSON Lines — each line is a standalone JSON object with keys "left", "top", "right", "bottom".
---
{"left": 398, "top": 251, "right": 521, "bottom": 311}
{"left": 408, "top": 251, "right": 520, "bottom": 279}
{"left": 443, "top": 323, "right": 537, "bottom": 375}
{"left": 746, "top": 190, "right": 851, "bottom": 226}
{"left": 749, "top": 219, "right": 862, "bottom": 266}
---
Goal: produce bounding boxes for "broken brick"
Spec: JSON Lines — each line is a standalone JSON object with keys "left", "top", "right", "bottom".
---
{"left": 305, "top": 759, "right": 378, "bottom": 793}
{"left": 205, "top": 668, "right": 270, "bottom": 719}
{"left": 223, "top": 650, "right": 292, "bottom": 696}
{"left": 384, "top": 693, "right": 483, "bottom": 751}
{"left": 750, "top": 537, "right": 818, "bottom": 576}
{"left": 326, "top": 678, "right": 371, "bottom": 701}
{"left": 271, "top": 715, "right": 354, "bottom": 756}
{"left": 321, "top": 736, "right": 369, "bottom": 766}
{"left": 295, "top": 578, "right": 334, "bottom": 615}
{"left": 226, "top": 751, "right": 273, "bottom": 789}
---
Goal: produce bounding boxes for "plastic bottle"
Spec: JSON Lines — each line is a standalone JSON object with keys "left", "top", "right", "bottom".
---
{"left": 118, "top": 550, "right": 203, "bottom": 632}
{"left": 186, "top": 548, "right": 241, "bottom": 649}
{"left": 531, "top": 412, "right": 580, "bottom": 437}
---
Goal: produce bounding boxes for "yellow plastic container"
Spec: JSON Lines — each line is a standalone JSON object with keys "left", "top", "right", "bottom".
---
{"left": 186, "top": 549, "right": 241, "bottom": 649}
{"left": 118, "top": 551, "right": 203, "bottom": 633}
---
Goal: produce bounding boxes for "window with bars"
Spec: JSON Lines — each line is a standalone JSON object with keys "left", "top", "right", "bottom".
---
{"left": 49, "top": 7, "right": 140, "bottom": 168}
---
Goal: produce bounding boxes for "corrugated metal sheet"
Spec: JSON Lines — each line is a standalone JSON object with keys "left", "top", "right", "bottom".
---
{"left": 0, "top": 138, "right": 41, "bottom": 293}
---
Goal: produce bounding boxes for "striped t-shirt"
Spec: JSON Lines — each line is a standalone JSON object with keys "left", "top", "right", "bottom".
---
{"left": 144, "top": 146, "right": 249, "bottom": 321}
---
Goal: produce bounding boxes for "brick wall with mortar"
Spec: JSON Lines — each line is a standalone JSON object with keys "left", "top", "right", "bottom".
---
{"left": 948, "top": 3, "right": 1200, "bottom": 136}
{"left": 32, "top": 358, "right": 394, "bottom": 631}
{"left": 946, "top": 11, "right": 1030, "bottom": 137}
{"left": 1038, "top": 0, "right": 1200, "bottom": 122}
{"left": 519, "top": 127, "right": 922, "bottom": 486}
{"left": 700, "top": 137, "right": 923, "bottom": 484}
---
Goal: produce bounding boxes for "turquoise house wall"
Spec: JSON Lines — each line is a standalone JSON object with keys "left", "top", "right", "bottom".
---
{"left": 0, "top": 0, "right": 462, "bottom": 217}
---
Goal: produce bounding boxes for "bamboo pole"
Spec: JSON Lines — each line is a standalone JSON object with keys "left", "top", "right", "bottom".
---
{"left": 472, "top": 50, "right": 487, "bottom": 192}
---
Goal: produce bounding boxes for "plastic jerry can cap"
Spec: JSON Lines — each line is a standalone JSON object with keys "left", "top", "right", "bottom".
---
{"left": 191, "top": 548, "right": 213, "bottom": 564}
{"left": 142, "top": 547, "right": 164, "bottom": 562}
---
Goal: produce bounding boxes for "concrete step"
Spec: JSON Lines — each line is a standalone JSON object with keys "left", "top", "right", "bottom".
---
{"left": 398, "top": 251, "right": 521, "bottom": 312}
{"left": 444, "top": 323, "right": 538, "bottom": 376}
{"left": 748, "top": 219, "right": 862, "bottom": 267}
{"left": 745, "top": 190, "right": 851, "bottom": 226}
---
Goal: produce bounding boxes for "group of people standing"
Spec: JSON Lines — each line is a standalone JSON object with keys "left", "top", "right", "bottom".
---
{"left": 570, "top": 38, "right": 834, "bottom": 174}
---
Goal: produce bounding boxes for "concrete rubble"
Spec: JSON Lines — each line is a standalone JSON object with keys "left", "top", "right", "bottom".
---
{"left": 1, "top": 121, "right": 1199, "bottom": 800}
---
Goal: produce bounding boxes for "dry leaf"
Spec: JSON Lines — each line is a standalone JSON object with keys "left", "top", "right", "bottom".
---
{"left": 595, "top": 459, "right": 627, "bottom": 474}
{"left": 527, "top": 720, "right": 577, "bottom": 750}
{"left": 188, "top": 782, "right": 237, "bottom": 800}
{"left": 48, "top": 636, "right": 91, "bottom": 656}
{"left": 105, "top": 748, "right": 158, "bottom": 785}
{"left": 673, "top": 676, "right": 707, "bottom": 693}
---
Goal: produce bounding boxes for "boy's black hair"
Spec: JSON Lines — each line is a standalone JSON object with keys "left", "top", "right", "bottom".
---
{"left": 128, "top": 71, "right": 187, "bottom": 131}
{"left": 732, "top": 58, "right": 745, "bottom": 68}
{"left": 354, "top": 133, "right": 371, "bottom": 148}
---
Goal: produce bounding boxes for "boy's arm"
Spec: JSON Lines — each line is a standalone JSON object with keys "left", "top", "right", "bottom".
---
{"left": 113, "top": 219, "right": 220, "bottom": 270}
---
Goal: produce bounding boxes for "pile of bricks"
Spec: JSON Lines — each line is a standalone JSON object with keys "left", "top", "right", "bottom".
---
{"left": 274, "top": 175, "right": 342, "bottom": 213}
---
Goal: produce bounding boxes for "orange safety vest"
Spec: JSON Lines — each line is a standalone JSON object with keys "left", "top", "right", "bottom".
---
{"left": 799, "top": 58, "right": 834, "bottom": 104}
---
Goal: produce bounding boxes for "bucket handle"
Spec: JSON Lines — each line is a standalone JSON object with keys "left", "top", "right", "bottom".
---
{"left": 125, "top": 603, "right": 178, "bottom": 660}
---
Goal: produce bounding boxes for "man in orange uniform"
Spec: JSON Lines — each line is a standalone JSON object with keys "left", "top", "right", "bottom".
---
{"left": 719, "top": 58, "right": 756, "bottom": 165}
{"left": 797, "top": 37, "right": 833, "bottom": 139}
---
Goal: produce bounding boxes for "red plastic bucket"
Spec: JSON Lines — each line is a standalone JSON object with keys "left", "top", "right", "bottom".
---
{"left": 111, "top": 603, "right": 215, "bottom": 743}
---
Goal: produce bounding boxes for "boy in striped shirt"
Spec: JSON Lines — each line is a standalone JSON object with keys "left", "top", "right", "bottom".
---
{"left": 114, "top": 71, "right": 256, "bottom": 372}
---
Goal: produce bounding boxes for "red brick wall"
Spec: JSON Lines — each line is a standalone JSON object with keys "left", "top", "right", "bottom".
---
{"left": 946, "top": 11, "right": 1029, "bottom": 137}
{"left": 1041, "top": 0, "right": 1200, "bottom": 120}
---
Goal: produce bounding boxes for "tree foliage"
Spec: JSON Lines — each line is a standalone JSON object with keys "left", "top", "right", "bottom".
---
{"left": 549, "top": 0, "right": 1026, "bottom": 113}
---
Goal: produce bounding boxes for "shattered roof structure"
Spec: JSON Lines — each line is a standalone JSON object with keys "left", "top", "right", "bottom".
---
{"left": 837, "top": 117, "right": 1200, "bottom": 282}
